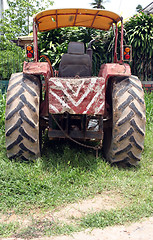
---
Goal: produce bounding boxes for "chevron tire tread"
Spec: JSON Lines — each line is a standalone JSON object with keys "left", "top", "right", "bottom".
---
{"left": 106, "top": 75, "right": 146, "bottom": 166}
{"left": 5, "top": 73, "right": 41, "bottom": 161}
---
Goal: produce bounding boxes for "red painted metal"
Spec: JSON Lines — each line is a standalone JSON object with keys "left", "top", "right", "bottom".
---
{"left": 114, "top": 23, "right": 118, "bottom": 63}
{"left": 120, "top": 17, "right": 124, "bottom": 62}
{"left": 98, "top": 63, "right": 131, "bottom": 80}
{"left": 33, "top": 21, "right": 38, "bottom": 62}
{"left": 48, "top": 77, "right": 106, "bottom": 115}
{"left": 98, "top": 63, "right": 131, "bottom": 117}
{"left": 23, "top": 61, "right": 51, "bottom": 77}
{"left": 23, "top": 61, "right": 52, "bottom": 116}
{"left": 28, "top": 9, "right": 131, "bottom": 121}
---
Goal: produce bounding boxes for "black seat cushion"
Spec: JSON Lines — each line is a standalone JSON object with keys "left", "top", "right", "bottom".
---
{"left": 59, "top": 42, "right": 92, "bottom": 77}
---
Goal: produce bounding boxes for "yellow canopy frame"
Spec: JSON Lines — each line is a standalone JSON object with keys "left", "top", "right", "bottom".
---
{"left": 33, "top": 8, "right": 121, "bottom": 32}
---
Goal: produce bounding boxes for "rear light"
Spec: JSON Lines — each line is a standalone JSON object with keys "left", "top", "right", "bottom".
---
{"left": 124, "top": 54, "right": 130, "bottom": 60}
{"left": 26, "top": 45, "right": 34, "bottom": 58}
{"left": 123, "top": 46, "right": 132, "bottom": 61}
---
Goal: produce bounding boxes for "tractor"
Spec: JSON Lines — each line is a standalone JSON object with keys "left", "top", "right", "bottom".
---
{"left": 5, "top": 8, "right": 146, "bottom": 165}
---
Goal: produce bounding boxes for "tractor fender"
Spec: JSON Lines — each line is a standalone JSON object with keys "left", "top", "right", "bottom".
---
{"left": 98, "top": 63, "right": 131, "bottom": 117}
{"left": 98, "top": 63, "right": 131, "bottom": 82}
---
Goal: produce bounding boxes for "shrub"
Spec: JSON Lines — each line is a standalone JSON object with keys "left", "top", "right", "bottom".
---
{"left": 145, "top": 91, "right": 153, "bottom": 125}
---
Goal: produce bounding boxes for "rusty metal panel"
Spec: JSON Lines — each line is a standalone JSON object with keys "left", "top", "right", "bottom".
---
{"left": 48, "top": 129, "right": 103, "bottom": 140}
{"left": 49, "top": 77, "right": 105, "bottom": 115}
{"left": 23, "top": 61, "right": 53, "bottom": 116}
{"left": 99, "top": 63, "right": 131, "bottom": 80}
{"left": 23, "top": 61, "right": 51, "bottom": 77}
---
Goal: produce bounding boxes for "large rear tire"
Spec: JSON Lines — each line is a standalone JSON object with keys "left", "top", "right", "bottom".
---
{"left": 104, "top": 76, "right": 146, "bottom": 166}
{"left": 5, "top": 73, "right": 41, "bottom": 161}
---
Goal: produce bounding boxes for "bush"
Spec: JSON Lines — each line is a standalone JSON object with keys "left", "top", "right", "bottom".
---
{"left": 0, "top": 90, "right": 6, "bottom": 135}
{"left": 124, "top": 13, "right": 153, "bottom": 80}
{"left": 145, "top": 91, "right": 153, "bottom": 125}
{"left": 0, "top": 40, "right": 25, "bottom": 80}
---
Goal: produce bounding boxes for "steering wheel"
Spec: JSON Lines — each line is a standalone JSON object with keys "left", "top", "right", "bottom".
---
{"left": 40, "top": 55, "right": 54, "bottom": 77}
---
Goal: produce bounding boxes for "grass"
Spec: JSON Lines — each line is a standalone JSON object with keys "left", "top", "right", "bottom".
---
{"left": 0, "top": 90, "right": 153, "bottom": 238}
{"left": 0, "top": 222, "right": 19, "bottom": 237}
{"left": 14, "top": 220, "right": 78, "bottom": 239}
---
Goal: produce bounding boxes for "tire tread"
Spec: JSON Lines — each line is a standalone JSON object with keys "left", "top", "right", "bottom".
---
{"left": 5, "top": 73, "right": 40, "bottom": 161}
{"left": 106, "top": 75, "right": 146, "bottom": 166}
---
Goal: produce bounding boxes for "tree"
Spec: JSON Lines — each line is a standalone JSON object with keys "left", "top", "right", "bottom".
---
{"left": 124, "top": 12, "right": 153, "bottom": 80}
{"left": 0, "top": 0, "right": 53, "bottom": 39}
{"left": 0, "top": 0, "right": 53, "bottom": 80}
{"left": 90, "top": 0, "right": 105, "bottom": 9}
{"left": 136, "top": 4, "right": 143, "bottom": 12}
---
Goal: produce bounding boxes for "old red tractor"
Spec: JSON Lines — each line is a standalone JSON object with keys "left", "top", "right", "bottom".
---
{"left": 5, "top": 8, "right": 146, "bottom": 165}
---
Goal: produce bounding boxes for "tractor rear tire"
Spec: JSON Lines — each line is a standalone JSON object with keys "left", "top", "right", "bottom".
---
{"left": 104, "top": 75, "right": 146, "bottom": 166}
{"left": 5, "top": 73, "right": 41, "bottom": 161}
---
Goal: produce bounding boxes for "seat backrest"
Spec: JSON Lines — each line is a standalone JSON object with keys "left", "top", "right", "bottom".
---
{"left": 58, "top": 42, "right": 92, "bottom": 78}
{"left": 68, "top": 42, "right": 85, "bottom": 54}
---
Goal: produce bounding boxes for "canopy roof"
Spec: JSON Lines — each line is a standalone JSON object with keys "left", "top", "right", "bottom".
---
{"left": 34, "top": 8, "right": 121, "bottom": 32}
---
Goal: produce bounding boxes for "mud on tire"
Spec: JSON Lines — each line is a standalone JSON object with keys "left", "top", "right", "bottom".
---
{"left": 5, "top": 73, "right": 41, "bottom": 161}
{"left": 105, "top": 75, "right": 146, "bottom": 166}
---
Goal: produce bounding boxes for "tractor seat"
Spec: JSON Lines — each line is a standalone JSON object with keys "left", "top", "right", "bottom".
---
{"left": 58, "top": 42, "right": 92, "bottom": 78}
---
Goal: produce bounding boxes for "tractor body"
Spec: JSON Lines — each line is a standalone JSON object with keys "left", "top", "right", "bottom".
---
{"left": 5, "top": 9, "right": 146, "bottom": 165}
{"left": 23, "top": 60, "right": 131, "bottom": 140}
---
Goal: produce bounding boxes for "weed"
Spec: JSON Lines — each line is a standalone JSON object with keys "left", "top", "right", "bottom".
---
{"left": 145, "top": 90, "right": 153, "bottom": 125}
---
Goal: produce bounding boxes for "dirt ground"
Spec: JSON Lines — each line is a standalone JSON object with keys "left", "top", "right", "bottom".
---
{"left": 2, "top": 217, "right": 153, "bottom": 240}
{"left": 1, "top": 192, "right": 153, "bottom": 240}
{"left": 32, "top": 217, "right": 153, "bottom": 240}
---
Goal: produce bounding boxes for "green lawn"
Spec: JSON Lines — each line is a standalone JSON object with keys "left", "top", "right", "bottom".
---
{"left": 0, "top": 90, "right": 153, "bottom": 238}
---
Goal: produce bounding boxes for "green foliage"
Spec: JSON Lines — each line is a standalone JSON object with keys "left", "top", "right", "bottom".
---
{"left": 0, "top": 90, "right": 6, "bottom": 134}
{"left": 0, "top": 0, "right": 54, "bottom": 38}
{"left": 38, "top": 27, "right": 114, "bottom": 75}
{"left": 124, "top": 13, "right": 153, "bottom": 80}
{"left": 136, "top": 4, "right": 143, "bottom": 12}
{"left": 90, "top": 0, "right": 105, "bottom": 9}
{"left": 0, "top": 40, "right": 25, "bottom": 80}
{"left": 0, "top": 222, "right": 19, "bottom": 237}
{"left": 0, "top": 0, "right": 53, "bottom": 80}
{"left": 145, "top": 91, "right": 153, "bottom": 125}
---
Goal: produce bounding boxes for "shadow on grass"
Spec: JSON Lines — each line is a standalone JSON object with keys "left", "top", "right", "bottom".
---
{"left": 40, "top": 135, "right": 103, "bottom": 172}
{"left": 40, "top": 133, "right": 140, "bottom": 172}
